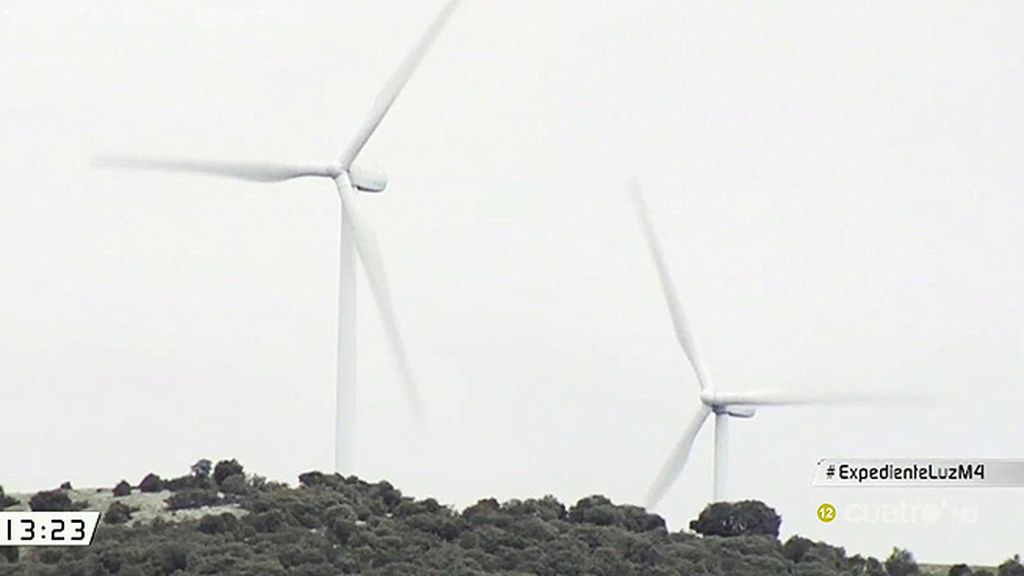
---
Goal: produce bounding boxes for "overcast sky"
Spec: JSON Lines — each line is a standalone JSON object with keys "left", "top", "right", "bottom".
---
{"left": 2, "top": 0, "right": 1022, "bottom": 565}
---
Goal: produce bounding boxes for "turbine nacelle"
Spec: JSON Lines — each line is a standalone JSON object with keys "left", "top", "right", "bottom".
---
{"left": 348, "top": 164, "right": 388, "bottom": 193}
{"left": 722, "top": 405, "right": 756, "bottom": 418}
{"left": 699, "top": 393, "right": 758, "bottom": 418}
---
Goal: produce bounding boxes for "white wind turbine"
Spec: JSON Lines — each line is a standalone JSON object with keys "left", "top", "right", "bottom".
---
{"left": 95, "top": 0, "right": 462, "bottom": 473}
{"left": 630, "top": 181, "right": 927, "bottom": 507}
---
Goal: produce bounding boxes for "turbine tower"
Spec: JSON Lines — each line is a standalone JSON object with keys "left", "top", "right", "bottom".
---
{"left": 95, "top": 0, "right": 463, "bottom": 473}
{"left": 630, "top": 180, "right": 927, "bottom": 507}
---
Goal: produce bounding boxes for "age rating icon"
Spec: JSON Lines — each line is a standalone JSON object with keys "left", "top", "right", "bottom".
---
{"left": 817, "top": 503, "right": 837, "bottom": 524}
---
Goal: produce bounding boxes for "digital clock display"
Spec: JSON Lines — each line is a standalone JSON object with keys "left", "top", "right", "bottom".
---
{"left": 0, "top": 512, "right": 100, "bottom": 547}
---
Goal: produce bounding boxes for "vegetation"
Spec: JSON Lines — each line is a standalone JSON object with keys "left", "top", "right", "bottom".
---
{"left": 112, "top": 480, "right": 132, "bottom": 498}
{"left": 0, "top": 485, "right": 18, "bottom": 510}
{"left": 165, "top": 488, "right": 222, "bottom": 511}
{"left": 213, "top": 459, "right": 245, "bottom": 486}
{"left": 139, "top": 473, "right": 163, "bottom": 493}
{"left": 0, "top": 461, "right": 1017, "bottom": 575}
{"left": 688, "top": 500, "right": 780, "bottom": 538}
{"left": 190, "top": 459, "right": 212, "bottom": 480}
{"left": 103, "top": 501, "right": 138, "bottom": 525}
{"left": 886, "top": 547, "right": 920, "bottom": 576}
{"left": 27, "top": 490, "right": 87, "bottom": 512}
{"left": 998, "top": 555, "right": 1024, "bottom": 576}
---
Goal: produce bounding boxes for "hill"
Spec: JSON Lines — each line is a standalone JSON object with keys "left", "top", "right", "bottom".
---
{"left": 0, "top": 461, "right": 1016, "bottom": 575}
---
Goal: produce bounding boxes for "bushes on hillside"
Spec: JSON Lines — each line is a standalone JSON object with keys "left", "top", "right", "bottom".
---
{"left": 999, "top": 555, "right": 1024, "bottom": 576}
{"left": 568, "top": 495, "right": 665, "bottom": 532}
{"left": 10, "top": 462, "right": 1022, "bottom": 576}
{"left": 197, "top": 512, "right": 240, "bottom": 535}
{"left": 29, "top": 489, "right": 87, "bottom": 512}
{"left": 166, "top": 488, "right": 221, "bottom": 511}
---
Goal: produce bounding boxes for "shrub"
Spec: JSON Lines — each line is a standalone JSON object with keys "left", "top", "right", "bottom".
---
{"left": 166, "top": 489, "right": 221, "bottom": 511}
{"left": 298, "top": 471, "right": 328, "bottom": 488}
{"left": 104, "top": 501, "right": 137, "bottom": 525}
{"left": 198, "top": 512, "right": 239, "bottom": 535}
{"left": 885, "top": 547, "right": 920, "bottom": 576}
{"left": 689, "top": 500, "right": 782, "bottom": 538}
{"left": 213, "top": 459, "right": 244, "bottom": 486}
{"left": 0, "top": 546, "right": 17, "bottom": 563}
{"left": 999, "top": 555, "right": 1024, "bottom": 576}
{"left": 59, "top": 481, "right": 72, "bottom": 490}
{"left": 29, "top": 490, "right": 74, "bottom": 512}
{"left": 219, "top": 474, "right": 248, "bottom": 496}
{"left": 0, "top": 485, "right": 18, "bottom": 509}
{"left": 949, "top": 564, "right": 974, "bottom": 576}
{"left": 160, "top": 543, "right": 188, "bottom": 573}
{"left": 112, "top": 480, "right": 132, "bottom": 497}
{"left": 165, "top": 473, "right": 215, "bottom": 492}
{"left": 782, "top": 535, "right": 813, "bottom": 562}
{"left": 568, "top": 495, "right": 625, "bottom": 527}
{"left": 191, "top": 459, "right": 212, "bottom": 480}
{"left": 139, "top": 473, "right": 163, "bottom": 493}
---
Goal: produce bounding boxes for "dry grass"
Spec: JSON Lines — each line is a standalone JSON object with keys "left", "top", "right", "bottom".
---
{"left": 5, "top": 487, "right": 247, "bottom": 526}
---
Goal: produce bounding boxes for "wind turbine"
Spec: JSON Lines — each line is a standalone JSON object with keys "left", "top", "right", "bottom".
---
{"left": 94, "top": 0, "right": 463, "bottom": 473}
{"left": 630, "top": 180, "right": 927, "bottom": 507}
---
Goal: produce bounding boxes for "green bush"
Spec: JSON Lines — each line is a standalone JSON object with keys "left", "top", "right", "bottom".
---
{"left": 999, "top": 555, "right": 1024, "bottom": 576}
{"left": 113, "top": 480, "right": 132, "bottom": 497}
{"left": 0, "top": 485, "right": 18, "bottom": 509}
{"left": 104, "top": 501, "right": 138, "bottom": 525}
{"left": 139, "top": 473, "right": 163, "bottom": 493}
{"left": 191, "top": 459, "right": 212, "bottom": 479}
{"left": 213, "top": 459, "right": 245, "bottom": 486}
{"left": 29, "top": 490, "right": 75, "bottom": 512}
{"left": 689, "top": 501, "right": 782, "bottom": 538}
{"left": 198, "top": 512, "right": 239, "bottom": 535}
{"left": 0, "top": 545, "right": 18, "bottom": 563}
{"left": 165, "top": 474, "right": 215, "bottom": 492}
{"left": 885, "top": 547, "right": 920, "bottom": 576}
{"left": 219, "top": 473, "right": 249, "bottom": 496}
{"left": 166, "top": 489, "right": 221, "bottom": 511}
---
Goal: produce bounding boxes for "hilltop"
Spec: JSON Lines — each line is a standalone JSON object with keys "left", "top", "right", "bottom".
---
{"left": 0, "top": 460, "right": 1016, "bottom": 575}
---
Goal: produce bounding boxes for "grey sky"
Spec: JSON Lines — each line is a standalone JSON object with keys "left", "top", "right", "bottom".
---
{"left": 2, "top": 0, "right": 1022, "bottom": 565}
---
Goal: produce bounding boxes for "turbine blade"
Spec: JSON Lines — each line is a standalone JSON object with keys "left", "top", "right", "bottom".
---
{"left": 710, "top": 389, "right": 932, "bottom": 407}
{"left": 645, "top": 404, "right": 713, "bottom": 509}
{"left": 337, "top": 0, "right": 461, "bottom": 168}
{"left": 630, "top": 179, "right": 714, "bottom": 392}
{"left": 93, "top": 156, "right": 333, "bottom": 183}
{"left": 334, "top": 174, "right": 423, "bottom": 418}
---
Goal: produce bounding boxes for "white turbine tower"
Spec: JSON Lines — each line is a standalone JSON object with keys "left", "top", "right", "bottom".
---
{"left": 95, "top": 0, "right": 462, "bottom": 474}
{"left": 630, "top": 180, "right": 927, "bottom": 507}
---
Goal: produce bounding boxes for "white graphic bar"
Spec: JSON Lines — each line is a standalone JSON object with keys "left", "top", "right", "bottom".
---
{"left": 813, "top": 458, "right": 1024, "bottom": 487}
{"left": 0, "top": 512, "right": 101, "bottom": 546}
